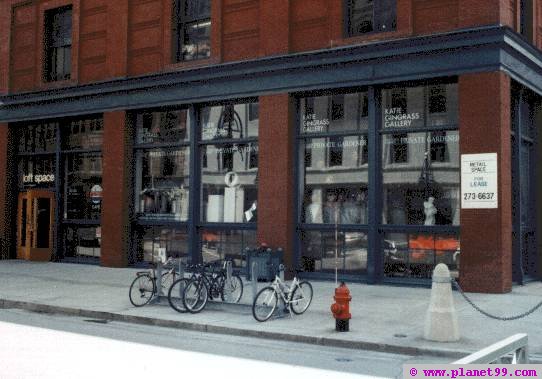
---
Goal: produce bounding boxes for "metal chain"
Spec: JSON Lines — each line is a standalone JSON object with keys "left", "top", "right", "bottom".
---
{"left": 452, "top": 279, "right": 542, "bottom": 321}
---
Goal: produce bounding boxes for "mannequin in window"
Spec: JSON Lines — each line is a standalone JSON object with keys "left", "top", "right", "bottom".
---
{"left": 356, "top": 190, "right": 368, "bottom": 224}
{"left": 423, "top": 196, "right": 437, "bottom": 226}
{"left": 323, "top": 191, "right": 338, "bottom": 224}
{"left": 245, "top": 200, "right": 257, "bottom": 222}
{"left": 341, "top": 192, "right": 358, "bottom": 224}
{"left": 305, "top": 191, "right": 323, "bottom": 223}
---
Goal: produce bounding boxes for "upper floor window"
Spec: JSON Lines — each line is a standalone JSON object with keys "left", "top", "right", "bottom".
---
{"left": 44, "top": 6, "right": 72, "bottom": 82}
{"left": 172, "top": 0, "right": 211, "bottom": 62}
{"left": 345, "top": 0, "right": 396, "bottom": 37}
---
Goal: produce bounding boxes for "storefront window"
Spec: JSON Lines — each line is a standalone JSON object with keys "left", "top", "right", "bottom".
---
{"left": 135, "top": 110, "right": 190, "bottom": 144}
{"left": 64, "top": 153, "right": 103, "bottom": 220}
{"left": 63, "top": 226, "right": 101, "bottom": 259}
{"left": 300, "top": 92, "right": 369, "bottom": 225}
{"left": 61, "top": 117, "right": 103, "bottom": 150}
{"left": 134, "top": 227, "right": 189, "bottom": 264}
{"left": 383, "top": 232, "right": 460, "bottom": 279}
{"left": 200, "top": 102, "right": 258, "bottom": 223}
{"left": 382, "top": 113, "right": 460, "bottom": 225}
{"left": 200, "top": 229, "right": 256, "bottom": 268}
{"left": 18, "top": 122, "right": 57, "bottom": 153}
{"left": 300, "top": 231, "right": 367, "bottom": 274}
{"left": 135, "top": 148, "right": 190, "bottom": 221}
{"left": 18, "top": 155, "right": 56, "bottom": 189}
{"left": 382, "top": 83, "right": 457, "bottom": 128}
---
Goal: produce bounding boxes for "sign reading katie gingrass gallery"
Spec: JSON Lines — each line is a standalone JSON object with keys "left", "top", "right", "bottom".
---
{"left": 461, "top": 153, "right": 498, "bottom": 209}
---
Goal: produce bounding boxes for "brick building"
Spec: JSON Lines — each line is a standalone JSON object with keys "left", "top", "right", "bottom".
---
{"left": 0, "top": 0, "right": 541, "bottom": 293}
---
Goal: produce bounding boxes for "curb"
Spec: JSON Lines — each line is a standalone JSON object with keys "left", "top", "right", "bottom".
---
{"left": 0, "top": 298, "right": 470, "bottom": 360}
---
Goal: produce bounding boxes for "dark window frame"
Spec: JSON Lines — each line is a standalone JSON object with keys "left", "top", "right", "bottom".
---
{"left": 172, "top": 0, "right": 211, "bottom": 63}
{"left": 43, "top": 5, "right": 73, "bottom": 82}
{"left": 344, "top": 0, "right": 397, "bottom": 38}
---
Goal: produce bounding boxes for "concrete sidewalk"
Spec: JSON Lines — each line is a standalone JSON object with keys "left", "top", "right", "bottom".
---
{"left": 1, "top": 260, "right": 541, "bottom": 361}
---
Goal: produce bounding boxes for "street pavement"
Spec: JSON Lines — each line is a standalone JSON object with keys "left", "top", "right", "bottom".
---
{"left": 1, "top": 260, "right": 541, "bottom": 362}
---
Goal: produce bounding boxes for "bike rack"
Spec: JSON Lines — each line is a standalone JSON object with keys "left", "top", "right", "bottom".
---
{"left": 150, "top": 259, "right": 185, "bottom": 305}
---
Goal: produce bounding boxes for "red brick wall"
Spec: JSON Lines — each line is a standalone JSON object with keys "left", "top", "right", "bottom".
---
{"left": 79, "top": 0, "right": 108, "bottom": 83}
{"left": 257, "top": 94, "right": 295, "bottom": 269}
{"left": 101, "top": 111, "right": 132, "bottom": 267}
{"left": 222, "top": 0, "right": 260, "bottom": 61}
{"left": 459, "top": 72, "right": 513, "bottom": 293}
{"left": 9, "top": 2, "right": 38, "bottom": 93}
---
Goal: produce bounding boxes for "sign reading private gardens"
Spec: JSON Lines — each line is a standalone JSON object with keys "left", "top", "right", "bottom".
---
{"left": 461, "top": 153, "right": 498, "bottom": 209}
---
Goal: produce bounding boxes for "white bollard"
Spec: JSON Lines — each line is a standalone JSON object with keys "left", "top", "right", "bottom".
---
{"left": 424, "top": 263, "right": 460, "bottom": 342}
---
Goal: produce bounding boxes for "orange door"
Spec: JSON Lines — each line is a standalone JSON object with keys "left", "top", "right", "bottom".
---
{"left": 16, "top": 190, "right": 56, "bottom": 261}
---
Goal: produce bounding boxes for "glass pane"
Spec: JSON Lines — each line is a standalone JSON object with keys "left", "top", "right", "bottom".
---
{"left": 135, "top": 110, "right": 190, "bottom": 144}
{"left": 63, "top": 226, "right": 101, "bottom": 259}
{"left": 18, "top": 155, "right": 56, "bottom": 189}
{"left": 62, "top": 117, "right": 103, "bottom": 150}
{"left": 201, "top": 229, "right": 256, "bottom": 268}
{"left": 382, "top": 131, "right": 460, "bottom": 225}
{"left": 300, "top": 93, "right": 368, "bottom": 134}
{"left": 20, "top": 199, "right": 27, "bottom": 247}
{"left": 382, "top": 83, "right": 458, "bottom": 129}
{"left": 383, "top": 232, "right": 460, "bottom": 279}
{"left": 300, "top": 230, "right": 367, "bottom": 274}
{"left": 201, "top": 143, "right": 258, "bottom": 223}
{"left": 135, "top": 148, "right": 190, "bottom": 222}
{"left": 134, "top": 227, "right": 189, "bottom": 264}
{"left": 349, "top": 0, "right": 373, "bottom": 35}
{"left": 64, "top": 153, "right": 103, "bottom": 220}
{"left": 35, "top": 198, "right": 51, "bottom": 249}
{"left": 201, "top": 102, "right": 259, "bottom": 140}
{"left": 18, "top": 123, "right": 57, "bottom": 153}
{"left": 182, "top": 20, "right": 211, "bottom": 61}
{"left": 303, "top": 137, "right": 368, "bottom": 224}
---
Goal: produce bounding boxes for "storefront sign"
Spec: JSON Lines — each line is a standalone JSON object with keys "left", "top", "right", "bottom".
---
{"left": 23, "top": 174, "right": 55, "bottom": 184}
{"left": 384, "top": 108, "right": 421, "bottom": 128}
{"left": 461, "top": 153, "right": 498, "bottom": 209}
{"left": 302, "top": 113, "right": 329, "bottom": 133}
{"left": 90, "top": 184, "right": 103, "bottom": 205}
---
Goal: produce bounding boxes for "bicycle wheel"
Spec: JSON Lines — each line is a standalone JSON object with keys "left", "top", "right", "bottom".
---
{"left": 129, "top": 274, "right": 155, "bottom": 307}
{"left": 160, "top": 271, "right": 176, "bottom": 295}
{"left": 221, "top": 274, "right": 244, "bottom": 303}
{"left": 290, "top": 281, "right": 313, "bottom": 315}
{"left": 252, "top": 287, "right": 278, "bottom": 322}
{"left": 183, "top": 279, "right": 209, "bottom": 313}
{"left": 167, "top": 278, "right": 190, "bottom": 313}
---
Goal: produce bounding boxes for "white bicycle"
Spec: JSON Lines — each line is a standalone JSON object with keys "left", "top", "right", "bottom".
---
{"left": 252, "top": 269, "right": 313, "bottom": 322}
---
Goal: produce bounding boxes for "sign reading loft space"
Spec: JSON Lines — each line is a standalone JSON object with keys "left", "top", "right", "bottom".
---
{"left": 461, "top": 153, "right": 498, "bottom": 209}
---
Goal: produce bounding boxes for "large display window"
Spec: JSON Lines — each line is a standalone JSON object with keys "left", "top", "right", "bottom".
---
{"left": 298, "top": 92, "right": 369, "bottom": 275}
{"left": 297, "top": 82, "right": 460, "bottom": 280}
{"left": 133, "top": 109, "right": 192, "bottom": 263}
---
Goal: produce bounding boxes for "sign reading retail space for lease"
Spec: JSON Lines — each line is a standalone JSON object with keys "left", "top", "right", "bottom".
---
{"left": 461, "top": 153, "right": 498, "bottom": 209}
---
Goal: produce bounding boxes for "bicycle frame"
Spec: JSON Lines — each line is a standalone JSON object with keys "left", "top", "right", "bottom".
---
{"left": 269, "top": 275, "right": 301, "bottom": 307}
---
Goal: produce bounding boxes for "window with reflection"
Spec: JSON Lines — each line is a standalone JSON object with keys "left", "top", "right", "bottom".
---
{"left": 345, "top": 0, "right": 396, "bottom": 36}
{"left": 300, "top": 230, "right": 368, "bottom": 274}
{"left": 62, "top": 117, "right": 103, "bottom": 150}
{"left": 18, "top": 122, "right": 57, "bottom": 153}
{"left": 136, "top": 110, "right": 190, "bottom": 144}
{"left": 135, "top": 148, "right": 190, "bottom": 221}
{"left": 134, "top": 226, "right": 189, "bottom": 264}
{"left": 200, "top": 102, "right": 258, "bottom": 223}
{"left": 18, "top": 156, "right": 56, "bottom": 189}
{"left": 381, "top": 83, "right": 459, "bottom": 227}
{"left": 63, "top": 153, "right": 103, "bottom": 220}
{"left": 383, "top": 232, "right": 460, "bottom": 279}
{"left": 300, "top": 93, "right": 369, "bottom": 226}
{"left": 63, "top": 226, "right": 101, "bottom": 259}
{"left": 200, "top": 229, "right": 256, "bottom": 268}
{"left": 172, "top": 0, "right": 211, "bottom": 62}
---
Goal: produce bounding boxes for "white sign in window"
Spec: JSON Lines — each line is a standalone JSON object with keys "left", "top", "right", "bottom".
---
{"left": 461, "top": 153, "right": 498, "bottom": 209}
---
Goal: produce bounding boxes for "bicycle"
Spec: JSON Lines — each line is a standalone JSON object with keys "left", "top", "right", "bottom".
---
{"left": 252, "top": 268, "right": 313, "bottom": 322}
{"left": 128, "top": 256, "right": 180, "bottom": 307}
{"left": 168, "top": 261, "right": 243, "bottom": 314}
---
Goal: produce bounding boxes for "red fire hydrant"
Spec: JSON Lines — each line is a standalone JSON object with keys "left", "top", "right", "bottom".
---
{"left": 330, "top": 282, "right": 351, "bottom": 332}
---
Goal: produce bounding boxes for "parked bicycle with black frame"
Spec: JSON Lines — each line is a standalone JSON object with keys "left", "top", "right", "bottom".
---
{"left": 129, "top": 256, "right": 180, "bottom": 307}
{"left": 168, "top": 260, "right": 243, "bottom": 314}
